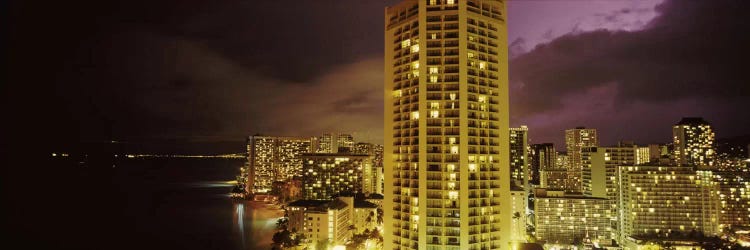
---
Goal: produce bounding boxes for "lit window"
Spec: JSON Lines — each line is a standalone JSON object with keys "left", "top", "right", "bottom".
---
{"left": 412, "top": 70, "right": 419, "bottom": 78}
{"left": 449, "top": 93, "right": 456, "bottom": 100}
{"left": 430, "top": 110, "right": 439, "bottom": 118}
{"left": 449, "top": 191, "right": 458, "bottom": 200}
{"left": 411, "top": 44, "right": 419, "bottom": 53}
{"left": 451, "top": 145, "right": 459, "bottom": 154}
{"left": 431, "top": 33, "right": 437, "bottom": 39}
{"left": 478, "top": 95, "right": 486, "bottom": 103}
{"left": 431, "top": 102, "right": 439, "bottom": 109}
{"left": 469, "top": 36, "right": 475, "bottom": 41}
{"left": 393, "top": 90, "right": 402, "bottom": 97}
{"left": 468, "top": 52, "right": 474, "bottom": 59}
{"left": 411, "top": 111, "right": 419, "bottom": 120}
{"left": 430, "top": 75, "right": 438, "bottom": 83}
{"left": 449, "top": 137, "right": 456, "bottom": 144}
{"left": 479, "top": 62, "right": 486, "bottom": 69}
{"left": 429, "top": 0, "right": 436, "bottom": 5}
{"left": 429, "top": 67, "right": 439, "bottom": 74}
{"left": 401, "top": 39, "right": 411, "bottom": 48}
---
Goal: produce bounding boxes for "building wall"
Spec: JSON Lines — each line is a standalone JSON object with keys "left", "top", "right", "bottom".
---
{"left": 301, "top": 154, "right": 371, "bottom": 200}
{"left": 529, "top": 143, "right": 556, "bottom": 186}
{"left": 534, "top": 195, "right": 614, "bottom": 246}
{"left": 248, "top": 135, "right": 312, "bottom": 192}
{"left": 619, "top": 166, "right": 719, "bottom": 240}
{"left": 565, "top": 128, "right": 598, "bottom": 193}
{"left": 510, "top": 189, "right": 527, "bottom": 244}
{"left": 673, "top": 118, "right": 715, "bottom": 167}
{"left": 510, "top": 126, "right": 529, "bottom": 189}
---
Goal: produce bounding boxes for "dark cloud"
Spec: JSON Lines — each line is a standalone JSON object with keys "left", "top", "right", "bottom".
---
{"left": 5, "top": 0, "right": 395, "bottom": 147}
{"left": 510, "top": 0, "right": 750, "bottom": 145}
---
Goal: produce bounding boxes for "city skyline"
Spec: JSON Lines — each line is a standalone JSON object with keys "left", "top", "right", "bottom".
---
{"left": 5, "top": 1, "right": 750, "bottom": 250}
{"left": 6, "top": 0, "right": 749, "bottom": 150}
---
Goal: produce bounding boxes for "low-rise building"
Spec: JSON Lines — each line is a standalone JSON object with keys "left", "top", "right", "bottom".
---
{"left": 534, "top": 189, "right": 615, "bottom": 247}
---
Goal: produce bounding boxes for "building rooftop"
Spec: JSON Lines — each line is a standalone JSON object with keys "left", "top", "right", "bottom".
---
{"left": 367, "top": 193, "right": 384, "bottom": 199}
{"left": 301, "top": 153, "right": 370, "bottom": 158}
{"left": 287, "top": 199, "right": 330, "bottom": 208}
{"left": 354, "top": 200, "right": 378, "bottom": 209}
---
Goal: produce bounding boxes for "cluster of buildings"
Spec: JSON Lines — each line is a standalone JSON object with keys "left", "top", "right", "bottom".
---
{"left": 239, "top": 133, "right": 386, "bottom": 248}
{"left": 237, "top": 1, "right": 750, "bottom": 249}
{"left": 241, "top": 133, "right": 384, "bottom": 198}
{"left": 514, "top": 117, "right": 750, "bottom": 249}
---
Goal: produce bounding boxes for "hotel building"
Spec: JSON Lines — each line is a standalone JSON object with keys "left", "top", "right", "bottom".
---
{"left": 530, "top": 143, "right": 556, "bottom": 187}
{"left": 533, "top": 189, "right": 615, "bottom": 247}
{"left": 565, "top": 127, "right": 598, "bottom": 193}
{"left": 618, "top": 165, "right": 720, "bottom": 245}
{"left": 673, "top": 117, "right": 716, "bottom": 167}
{"left": 384, "top": 0, "right": 511, "bottom": 249}
{"left": 509, "top": 126, "right": 528, "bottom": 189}
{"left": 301, "top": 153, "right": 373, "bottom": 200}
{"left": 247, "top": 135, "right": 313, "bottom": 193}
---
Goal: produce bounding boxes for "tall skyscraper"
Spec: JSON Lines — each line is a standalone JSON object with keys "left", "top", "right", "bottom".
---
{"left": 384, "top": 0, "right": 510, "bottom": 249}
{"left": 529, "top": 143, "right": 556, "bottom": 186}
{"left": 509, "top": 126, "right": 528, "bottom": 189}
{"left": 673, "top": 117, "right": 716, "bottom": 167}
{"left": 247, "top": 135, "right": 313, "bottom": 193}
{"left": 337, "top": 133, "right": 355, "bottom": 153}
{"left": 565, "top": 127, "right": 598, "bottom": 193}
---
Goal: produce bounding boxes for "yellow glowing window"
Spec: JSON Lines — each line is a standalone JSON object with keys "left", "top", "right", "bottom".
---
{"left": 447, "top": 0, "right": 455, "bottom": 4}
{"left": 401, "top": 39, "right": 411, "bottom": 48}
{"left": 449, "top": 173, "right": 456, "bottom": 181}
{"left": 468, "top": 52, "right": 474, "bottom": 59}
{"left": 448, "top": 191, "right": 459, "bottom": 201}
{"left": 449, "top": 137, "right": 456, "bottom": 144}
{"left": 412, "top": 62, "right": 419, "bottom": 69}
{"left": 450, "top": 146, "right": 459, "bottom": 154}
{"left": 431, "top": 33, "right": 437, "bottom": 39}
{"left": 449, "top": 93, "right": 456, "bottom": 100}
{"left": 430, "top": 110, "right": 439, "bottom": 118}
{"left": 431, "top": 102, "right": 439, "bottom": 109}
{"left": 429, "top": 0, "right": 436, "bottom": 5}
{"left": 393, "top": 90, "right": 402, "bottom": 97}
{"left": 429, "top": 67, "right": 439, "bottom": 74}
{"left": 430, "top": 75, "right": 438, "bottom": 83}
{"left": 411, "top": 111, "right": 419, "bottom": 120}
{"left": 411, "top": 44, "right": 419, "bottom": 53}
{"left": 469, "top": 164, "right": 476, "bottom": 172}
{"left": 469, "top": 36, "right": 475, "bottom": 42}
{"left": 412, "top": 70, "right": 419, "bottom": 78}
{"left": 479, "top": 62, "right": 486, "bottom": 69}
{"left": 478, "top": 95, "right": 486, "bottom": 103}
{"left": 448, "top": 164, "right": 455, "bottom": 171}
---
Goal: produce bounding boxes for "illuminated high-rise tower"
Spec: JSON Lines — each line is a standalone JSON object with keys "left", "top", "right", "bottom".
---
{"left": 384, "top": 0, "right": 510, "bottom": 249}
{"left": 564, "top": 127, "right": 598, "bottom": 193}
{"left": 509, "top": 126, "right": 528, "bottom": 189}
{"left": 673, "top": 117, "right": 715, "bottom": 167}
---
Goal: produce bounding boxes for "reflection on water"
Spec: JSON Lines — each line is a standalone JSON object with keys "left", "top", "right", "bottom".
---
{"left": 233, "top": 200, "right": 284, "bottom": 249}
{"left": 110, "top": 158, "right": 284, "bottom": 250}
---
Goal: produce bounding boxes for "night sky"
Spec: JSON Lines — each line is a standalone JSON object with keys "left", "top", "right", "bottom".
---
{"left": 5, "top": 0, "right": 750, "bottom": 151}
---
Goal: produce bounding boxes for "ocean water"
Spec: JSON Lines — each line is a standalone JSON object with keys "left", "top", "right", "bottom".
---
{"left": 5, "top": 156, "right": 281, "bottom": 250}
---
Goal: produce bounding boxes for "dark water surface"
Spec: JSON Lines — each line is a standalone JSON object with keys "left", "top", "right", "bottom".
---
{"left": 5, "top": 156, "right": 280, "bottom": 250}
